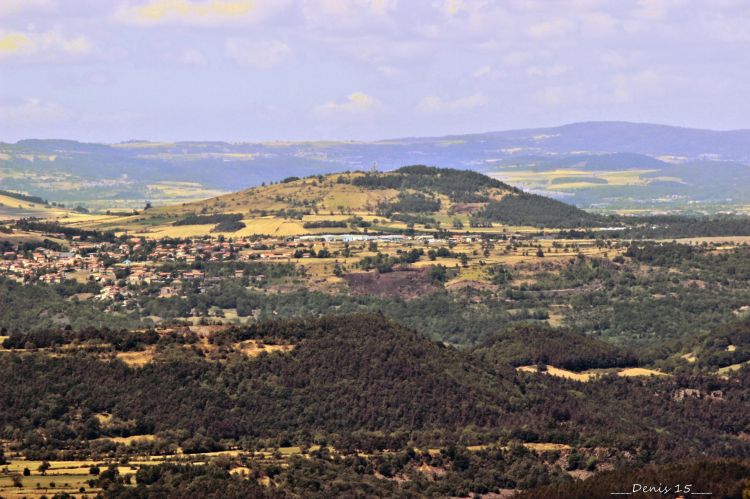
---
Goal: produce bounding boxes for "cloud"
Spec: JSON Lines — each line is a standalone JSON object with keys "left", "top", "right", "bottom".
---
{"left": 224, "top": 38, "right": 290, "bottom": 68}
{"left": 0, "top": 98, "right": 73, "bottom": 125}
{"left": 418, "top": 93, "right": 487, "bottom": 113}
{"left": 331, "top": 36, "right": 431, "bottom": 65}
{"left": 527, "top": 18, "right": 575, "bottom": 38}
{"left": 536, "top": 84, "right": 584, "bottom": 106}
{"left": 177, "top": 49, "right": 208, "bottom": 66}
{"left": 611, "top": 69, "right": 662, "bottom": 103}
{"left": 581, "top": 12, "right": 619, "bottom": 37}
{"left": 116, "top": 0, "right": 286, "bottom": 27}
{"left": 526, "top": 63, "right": 568, "bottom": 78}
{"left": 443, "top": 0, "right": 463, "bottom": 16}
{"left": 314, "top": 92, "right": 380, "bottom": 115}
{"left": 473, "top": 65, "right": 491, "bottom": 78}
{"left": 633, "top": 0, "right": 683, "bottom": 20}
{"left": 178, "top": 48, "right": 208, "bottom": 65}
{"left": 0, "top": 30, "right": 93, "bottom": 62}
{"left": 502, "top": 50, "right": 548, "bottom": 66}
{"left": 705, "top": 12, "right": 750, "bottom": 42}
{"left": 472, "top": 65, "right": 504, "bottom": 80}
{"left": 301, "top": 0, "right": 398, "bottom": 31}
{"left": 0, "top": 98, "right": 144, "bottom": 140}
{"left": 0, "top": 0, "right": 55, "bottom": 18}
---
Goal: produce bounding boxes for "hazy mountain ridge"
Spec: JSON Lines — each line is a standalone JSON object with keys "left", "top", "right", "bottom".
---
{"left": 3, "top": 121, "right": 750, "bottom": 212}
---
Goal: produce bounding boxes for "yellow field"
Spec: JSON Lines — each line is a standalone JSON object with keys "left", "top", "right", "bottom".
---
{"left": 488, "top": 168, "right": 654, "bottom": 190}
{"left": 717, "top": 360, "right": 750, "bottom": 375}
{"left": 617, "top": 367, "right": 669, "bottom": 378}
{"left": 0, "top": 193, "right": 75, "bottom": 219}
{"left": 115, "top": 348, "right": 156, "bottom": 367}
{"left": 237, "top": 340, "right": 295, "bottom": 357}
{"left": 517, "top": 365, "right": 599, "bottom": 382}
{"left": 96, "top": 434, "right": 158, "bottom": 444}
{"left": 0, "top": 459, "right": 104, "bottom": 498}
{"left": 147, "top": 181, "right": 226, "bottom": 202}
{"left": 0, "top": 230, "right": 67, "bottom": 247}
{"left": 235, "top": 218, "right": 308, "bottom": 237}
{"left": 518, "top": 365, "right": 669, "bottom": 382}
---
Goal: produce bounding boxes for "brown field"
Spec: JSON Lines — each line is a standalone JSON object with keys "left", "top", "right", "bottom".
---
{"left": 344, "top": 268, "right": 439, "bottom": 299}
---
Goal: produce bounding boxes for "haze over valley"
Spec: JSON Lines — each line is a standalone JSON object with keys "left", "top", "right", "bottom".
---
{"left": 4, "top": 121, "right": 750, "bottom": 216}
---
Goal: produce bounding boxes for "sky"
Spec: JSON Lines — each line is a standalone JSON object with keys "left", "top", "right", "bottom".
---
{"left": 1, "top": 0, "right": 750, "bottom": 143}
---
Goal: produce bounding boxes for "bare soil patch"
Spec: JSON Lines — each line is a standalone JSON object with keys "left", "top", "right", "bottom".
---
{"left": 344, "top": 268, "right": 439, "bottom": 299}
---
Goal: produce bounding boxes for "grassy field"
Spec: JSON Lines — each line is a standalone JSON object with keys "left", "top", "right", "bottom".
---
{"left": 517, "top": 365, "right": 669, "bottom": 382}
{"left": 0, "top": 193, "right": 75, "bottom": 219}
{"left": 487, "top": 168, "right": 653, "bottom": 190}
{"left": 0, "top": 458, "right": 103, "bottom": 498}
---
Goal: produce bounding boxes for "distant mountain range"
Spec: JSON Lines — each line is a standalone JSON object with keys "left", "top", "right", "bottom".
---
{"left": 2, "top": 121, "right": 750, "bottom": 213}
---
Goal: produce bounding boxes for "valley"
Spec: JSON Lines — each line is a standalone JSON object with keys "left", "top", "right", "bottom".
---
{"left": 2, "top": 166, "right": 750, "bottom": 496}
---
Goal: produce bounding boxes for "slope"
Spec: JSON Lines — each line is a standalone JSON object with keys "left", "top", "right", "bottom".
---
{"left": 73, "top": 166, "right": 603, "bottom": 236}
{"left": 2, "top": 313, "right": 750, "bottom": 459}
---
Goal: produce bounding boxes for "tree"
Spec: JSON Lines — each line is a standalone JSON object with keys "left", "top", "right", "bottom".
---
{"left": 38, "top": 461, "right": 50, "bottom": 475}
{"left": 536, "top": 248, "right": 545, "bottom": 258}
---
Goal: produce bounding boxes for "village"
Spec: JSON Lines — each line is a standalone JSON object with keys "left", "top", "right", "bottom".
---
{"left": 0, "top": 224, "right": 603, "bottom": 303}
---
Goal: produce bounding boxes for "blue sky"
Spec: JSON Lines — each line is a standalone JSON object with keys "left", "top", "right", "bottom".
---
{"left": 1, "top": 0, "right": 749, "bottom": 142}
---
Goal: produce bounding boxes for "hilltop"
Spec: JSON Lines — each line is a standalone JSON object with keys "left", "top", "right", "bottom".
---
{"left": 69, "top": 166, "right": 603, "bottom": 237}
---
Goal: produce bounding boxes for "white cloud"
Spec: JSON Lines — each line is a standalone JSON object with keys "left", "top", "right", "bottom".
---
{"left": 333, "top": 36, "right": 430, "bottom": 65}
{"left": 600, "top": 51, "right": 630, "bottom": 69}
{"left": 0, "top": 98, "right": 72, "bottom": 125}
{"left": 473, "top": 65, "right": 491, "bottom": 78}
{"left": 611, "top": 69, "right": 662, "bottom": 103}
{"left": 526, "top": 63, "right": 568, "bottom": 78}
{"left": 178, "top": 48, "right": 208, "bottom": 65}
{"left": 314, "top": 92, "right": 380, "bottom": 115}
{"left": 0, "top": 0, "right": 55, "bottom": 18}
{"left": 116, "top": 0, "right": 287, "bottom": 27}
{"left": 705, "top": 12, "right": 750, "bottom": 42}
{"left": 536, "top": 84, "right": 584, "bottom": 106}
{"left": 633, "top": 0, "right": 683, "bottom": 20}
{"left": 472, "top": 65, "right": 504, "bottom": 80}
{"left": 527, "top": 18, "right": 575, "bottom": 38}
{"left": 224, "top": 38, "right": 290, "bottom": 68}
{"left": 0, "top": 30, "right": 93, "bottom": 62}
{"left": 302, "top": 0, "right": 398, "bottom": 31}
{"left": 581, "top": 12, "right": 619, "bottom": 37}
{"left": 418, "top": 93, "right": 487, "bottom": 113}
{"left": 502, "top": 50, "right": 548, "bottom": 66}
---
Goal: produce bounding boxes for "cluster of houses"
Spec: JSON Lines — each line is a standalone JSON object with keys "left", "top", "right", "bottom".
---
{"left": 0, "top": 233, "right": 308, "bottom": 296}
{"left": 0, "top": 230, "right": 498, "bottom": 302}
{"left": 0, "top": 245, "right": 113, "bottom": 285}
